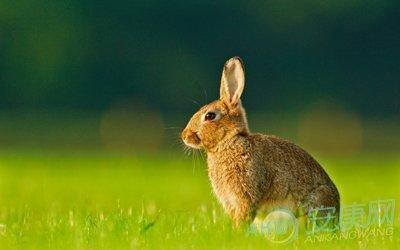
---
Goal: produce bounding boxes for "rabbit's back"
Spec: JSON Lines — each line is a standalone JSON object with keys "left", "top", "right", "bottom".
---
{"left": 250, "top": 133, "right": 340, "bottom": 213}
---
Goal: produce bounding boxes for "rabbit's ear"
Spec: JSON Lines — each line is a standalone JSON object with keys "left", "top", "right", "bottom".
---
{"left": 220, "top": 57, "right": 245, "bottom": 106}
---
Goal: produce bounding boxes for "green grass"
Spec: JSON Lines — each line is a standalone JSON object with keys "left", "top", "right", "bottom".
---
{"left": 0, "top": 149, "right": 398, "bottom": 249}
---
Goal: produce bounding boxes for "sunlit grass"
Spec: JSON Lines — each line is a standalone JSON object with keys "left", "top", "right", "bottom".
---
{"left": 0, "top": 149, "right": 398, "bottom": 249}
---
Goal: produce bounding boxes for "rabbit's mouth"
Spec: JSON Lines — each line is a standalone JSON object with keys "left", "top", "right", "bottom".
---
{"left": 181, "top": 129, "right": 202, "bottom": 149}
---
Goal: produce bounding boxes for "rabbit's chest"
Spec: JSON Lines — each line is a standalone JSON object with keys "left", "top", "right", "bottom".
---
{"left": 207, "top": 156, "right": 252, "bottom": 212}
{"left": 209, "top": 169, "right": 242, "bottom": 211}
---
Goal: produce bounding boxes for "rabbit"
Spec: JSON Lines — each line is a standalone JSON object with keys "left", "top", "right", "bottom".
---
{"left": 181, "top": 56, "right": 340, "bottom": 227}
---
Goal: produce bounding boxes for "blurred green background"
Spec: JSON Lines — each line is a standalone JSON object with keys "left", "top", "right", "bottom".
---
{"left": 0, "top": 0, "right": 399, "bottom": 154}
{"left": 0, "top": 1, "right": 399, "bottom": 249}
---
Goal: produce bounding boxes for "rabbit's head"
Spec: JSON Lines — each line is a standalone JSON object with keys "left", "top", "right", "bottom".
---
{"left": 181, "top": 57, "right": 249, "bottom": 152}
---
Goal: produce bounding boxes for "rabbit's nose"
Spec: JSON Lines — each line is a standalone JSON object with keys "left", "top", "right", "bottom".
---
{"left": 181, "top": 129, "right": 187, "bottom": 140}
{"left": 181, "top": 128, "right": 196, "bottom": 141}
{"left": 181, "top": 128, "right": 190, "bottom": 141}
{"left": 181, "top": 128, "right": 201, "bottom": 149}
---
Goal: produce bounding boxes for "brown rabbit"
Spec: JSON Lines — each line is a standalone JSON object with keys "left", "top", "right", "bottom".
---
{"left": 181, "top": 57, "right": 340, "bottom": 227}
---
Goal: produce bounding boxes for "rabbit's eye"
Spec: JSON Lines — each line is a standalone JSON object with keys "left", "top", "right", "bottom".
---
{"left": 204, "top": 112, "right": 216, "bottom": 121}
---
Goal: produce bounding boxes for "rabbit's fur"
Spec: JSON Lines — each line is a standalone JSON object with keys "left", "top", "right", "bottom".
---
{"left": 181, "top": 57, "right": 339, "bottom": 226}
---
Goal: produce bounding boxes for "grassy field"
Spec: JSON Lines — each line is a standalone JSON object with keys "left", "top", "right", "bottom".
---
{"left": 0, "top": 149, "right": 398, "bottom": 249}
